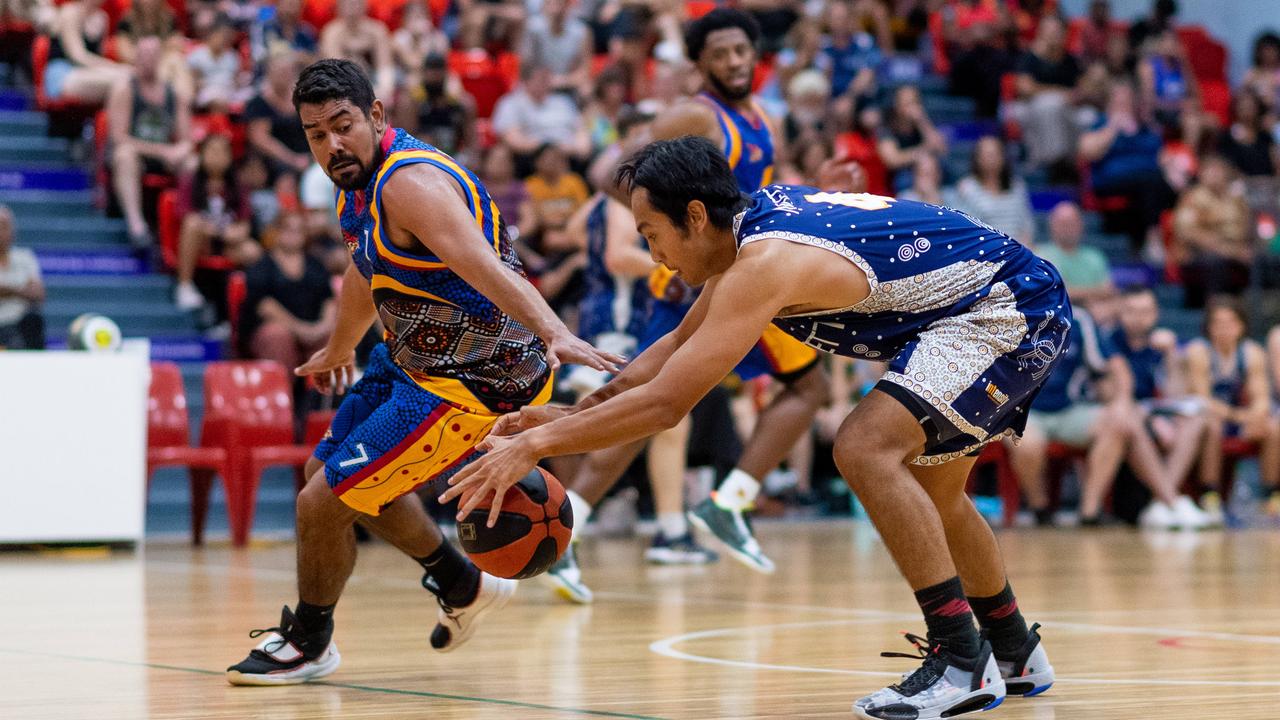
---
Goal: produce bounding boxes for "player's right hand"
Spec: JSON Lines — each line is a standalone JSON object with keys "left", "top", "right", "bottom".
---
{"left": 295, "top": 347, "right": 356, "bottom": 395}
{"left": 490, "top": 404, "right": 574, "bottom": 437}
{"left": 544, "top": 328, "right": 626, "bottom": 374}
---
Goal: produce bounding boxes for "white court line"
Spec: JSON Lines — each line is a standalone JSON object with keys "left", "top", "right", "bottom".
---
{"left": 649, "top": 619, "right": 1280, "bottom": 688}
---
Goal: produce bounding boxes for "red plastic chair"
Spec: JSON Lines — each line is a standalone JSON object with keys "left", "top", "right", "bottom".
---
{"left": 969, "top": 442, "right": 1022, "bottom": 527}
{"left": 449, "top": 49, "right": 511, "bottom": 119}
{"left": 157, "top": 189, "right": 236, "bottom": 272}
{"left": 226, "top": 270, "right": 247, "bottom": 355}
{"left": 146, "top": 362, "right": 232, "bottom": 545}
{"left": 202, "top": 361, "right": 308, "bottom": 546}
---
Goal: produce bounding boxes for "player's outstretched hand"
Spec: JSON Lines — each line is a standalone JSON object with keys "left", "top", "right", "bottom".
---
{"left": 295, "top": 347, "right": 356, "bottom": 395}
{"left": 491, "top": 404, "right": 574, "bottom": 437}
{"left": 816, "top": 158, "right": 867, "bottom": 194}
{"left": 545, "top": 328, "right": 626, "bottom": 373}
{"left": 440, "top": 434, "right": 538, "bottom": 527}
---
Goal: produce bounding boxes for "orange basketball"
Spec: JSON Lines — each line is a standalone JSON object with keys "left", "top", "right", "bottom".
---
{"left": 456, "top": 467, "right": 574, "bottom": 579}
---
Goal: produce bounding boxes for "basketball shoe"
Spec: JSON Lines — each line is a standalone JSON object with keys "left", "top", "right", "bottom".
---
{"left": 644, "top": 531, "right": 719, "bottom": 565}
{"left": 988, "top": 623, "right": 1055, "bottom": 697}
{"left": 428, "top": 571, "right": 517, "bottom": 652}
{"left": 852, "top": 635, "right": 1005, "bottom": 720}
{"left": 225, "top": 606, "right": 341, "bottom": 685}
{"left": 687, "top": 497, "right": 774, "bottom": 574}
{"left": 543, "top": 543, "right": 594, "bottom": 604}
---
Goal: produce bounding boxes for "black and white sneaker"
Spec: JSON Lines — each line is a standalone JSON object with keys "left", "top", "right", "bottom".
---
{"left": 226, "top": 606, "right": 341, "bottom": 686}
{"left": 852, "top": 635, "right": 1006, "bottom": 720}
{"left": 428, "top": 571, "right": 517, "bottom": 652}
{"left": 687, "top": 497, "right": 774, "bottom": 574}
{"left": 990, "top": 623, "right": 1055, "bottom": 697}
{"left": 644, "top": 531, "right": 719, "bottom": 565}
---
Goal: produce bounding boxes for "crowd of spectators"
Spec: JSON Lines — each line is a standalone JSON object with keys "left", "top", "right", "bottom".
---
{"left": 7, "top": 0, "right": 1280, "bottom": 527}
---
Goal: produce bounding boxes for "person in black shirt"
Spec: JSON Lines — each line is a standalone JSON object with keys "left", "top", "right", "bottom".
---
{"left": 241, "top": 211, "right": 335, "bottom": 367}
{"left": 1011, "top": 15, "right": 1082, "bottom": 174}
{"left": 407, "top": 53, "right": 476, "bottom": 162}
{"left": 245, "top": 50, "right": 311, "bottom": 181}
{"left": 1217, "top": 90, "right": 1278, "bottom": 178}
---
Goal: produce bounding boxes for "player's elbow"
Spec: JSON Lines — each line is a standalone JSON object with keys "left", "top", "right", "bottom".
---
{"left": 646, "top": 392, "right": 692, "bottom": 431}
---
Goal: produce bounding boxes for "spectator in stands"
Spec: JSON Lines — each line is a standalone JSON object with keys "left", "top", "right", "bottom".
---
{"left": 1113, "top": 286, "right": 1214, "bottom": 520}
{"left": 1244, "top": 32, "right": 1280, "bottom": 111}
{"left": 1217, "top": 91, "right": 1278, "bottom": 178}
{"left": 899, "top": 152, "right": 945, "bottom": 205}
{"left": 391, "top": 1, "right": 449, "bottom": 79}
{"left": 480, "top": 143, "right": 532, "bottom": 236}
{"left": 817, "top": 0, "right": 881, "bottom": 103}
{"left": 186, "top": 13, "right": 251, "bottom": 112}
{"left": 1127, "top": 0, "right": 1178, "bottom": 60}
{"left": 492, "top": 64, "right": 591, "bottom": 167}
{"left": 113, "top": 0, "right": 190, "bottom": 95}
{"left": 877, "top": 84, "right": 947, "bottom": 191}
{"left": 952, "top": 135, "right": 1036, "bottom": 244}
{"left": 250, "top": 0, "right": 318, "bottom": 69}
{"left": 43, "top": 0, "right": 130, "bottom": 105}
{"left": 835, "top": 104, "right": 890, "bottom": 195}
{"left": 584, "top": 65, "right": 630, "bottom": 156}
{"left": 241, "top": 211, "right": 335, "bottom": 367}
{"left": 941, "top": 0, "right": 1015, "bottom": 118}
{"left": 1005, "top": 307, "right": 1194, "bottom": 527}
{"left": 108, "top": 34, "right": 193, "bottom": 249}
{"left": 762, "top": 17, "right": 823, "bottom": 116}
{"left": 319, "top": 0, "right": 394, "bottom": 100}
{"left": 521, "top": 0, "right": 591, "bottom": 96}
{"left": 173, "top": 134, "right": 254, "bottom": 311}
{"left": 245, "top": 50, "right": 311, "bottom": 182}
{"left": 1078, "top": 79, "right": 1176, "bottom": 256}
{"left": 782, "top": 69, "right": 831, "bottom": 150}
{"left": 1036, "top": 201, "right": 1114, "bottom": 307}
{"left": 1173, "top": 155, "right": 1253, "bottom": 305}
{"left": 1076, "top": 0, "right": 1126, "bottom": 67}
{"left": 1137, "top": 29, "right": 1198, "bottom": 132}
{"left": 1012, "top": 15, "right": 1083, "bottom": 177}
{"left": 405, "top": 53, "right": 476, "bottom": 163}
{"left": 1186, "top": 298, "right": 1280, "bottom": 518}
{"left": 0, "top": 205, "right": 44, "bottom": 351}
{"left": 522, "top": 143, "right": 588, "bottom": 310}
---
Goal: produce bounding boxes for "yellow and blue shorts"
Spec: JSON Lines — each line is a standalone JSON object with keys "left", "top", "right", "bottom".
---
{"left": 314, "top": 344, "right": 552, "bottom": 515}
{"left": 639, "top": 299, "right": 819, "bottom": 384}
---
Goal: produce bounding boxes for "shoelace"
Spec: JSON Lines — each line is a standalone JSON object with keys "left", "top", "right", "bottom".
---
{"left": 880, "top": 632, "right": 949, "bottom": 696}
{"left": 248, "top": 626, "right": 289, "bottom": 655}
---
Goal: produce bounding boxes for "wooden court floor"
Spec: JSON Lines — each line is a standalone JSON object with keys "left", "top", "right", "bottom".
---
{"left": 2, "top": 521, "right": 1278, "bottom": 719}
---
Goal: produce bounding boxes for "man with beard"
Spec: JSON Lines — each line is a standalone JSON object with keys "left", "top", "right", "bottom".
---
{"left": 225, "top": 59, "right": 622, "bottom": 686}
{"left": 542, "top": 8, "right": 831, "bottom": 605}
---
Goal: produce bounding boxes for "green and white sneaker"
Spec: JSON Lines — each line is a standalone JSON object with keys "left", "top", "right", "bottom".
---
{"left": 687, "top": 496, "right": 775, "bottom": 574}
{"left": 541, "top": 543, "right": 593, "bottom": 604}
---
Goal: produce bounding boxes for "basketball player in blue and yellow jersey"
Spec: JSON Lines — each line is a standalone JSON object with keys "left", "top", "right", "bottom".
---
{"left": 543, "top": 10, "right": 830, "bottom": 605}
{"left": 225, "top": 59, "right": 622, "bottom": 686}
{"left": 446, "top": 136, "right": 1066, "bottom": 718}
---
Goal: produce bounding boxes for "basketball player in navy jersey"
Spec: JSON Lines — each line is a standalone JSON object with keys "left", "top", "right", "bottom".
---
{"left": 444, "top": 136, "right": 1064, "bottom": 718}
{"left": 546, "top": 10, "right": 830, "bottom": 604}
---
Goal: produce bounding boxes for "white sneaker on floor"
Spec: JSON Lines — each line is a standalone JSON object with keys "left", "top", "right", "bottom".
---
{"left": 174, "top": 282, "right": 205, "bottom": 310}
{"left": 1139, "top": 501, "right": 1177, "bottom": 529}
{"left": 428, "top": 572, "right": 517, "bottom": 652}
{"left": 853, "top": 637, "right": 1006, "bottom": 719}
{"left": 1170, "top": 495, "right": 1212, "bottom": 530}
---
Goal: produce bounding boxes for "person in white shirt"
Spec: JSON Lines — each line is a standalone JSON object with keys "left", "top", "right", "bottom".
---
{"left": 0, "top": 205, "right": 45, "bottom": 350}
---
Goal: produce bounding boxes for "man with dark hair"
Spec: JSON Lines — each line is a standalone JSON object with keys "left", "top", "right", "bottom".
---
{"left": 225, "top": 58, "right": 621, "bottom": 686}
{"left": 544, "top": 8, "right": 831, "bottom": 604}
{"left": 445, "top": 135, "right": 1067, "bottom": 718}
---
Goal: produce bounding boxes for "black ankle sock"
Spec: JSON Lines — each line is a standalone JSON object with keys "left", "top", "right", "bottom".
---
{"left": 914, "top": 576, "right": 980, "bottom": 658}
{"left": 969, "top": 582, "right": 1029, "bottom": 660}
{"left": 417, "top": 542, "right": 480, "bottom": 607}
{"left": 294, "top": 601, "right": 335, "bottom": 634}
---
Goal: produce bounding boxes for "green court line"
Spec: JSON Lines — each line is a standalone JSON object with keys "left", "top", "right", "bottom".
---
{"left": 0, "top": 647, "right": 669, "bottom": 720}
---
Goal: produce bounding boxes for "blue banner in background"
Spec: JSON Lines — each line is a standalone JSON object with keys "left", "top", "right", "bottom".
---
{"left": 37, "top": 251, "right": 146, "bottom": 275}
{"left": 0, "top": 167, "right": 90, "bottom": 192}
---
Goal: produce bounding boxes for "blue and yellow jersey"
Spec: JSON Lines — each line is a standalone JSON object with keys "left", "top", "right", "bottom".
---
{"left": 579, "top": 195, "right": 650, "bottom": 341}
{"left": 649, "top": 93, "right": 776, "bottom": 304}
{"left": 336, "top": 128, "right": 549, "bottom": 412}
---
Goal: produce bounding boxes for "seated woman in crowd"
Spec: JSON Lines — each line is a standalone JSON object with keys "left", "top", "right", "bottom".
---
{"left": 1243, "top": 31, "right": 1280, "bottom": 113}
{"left": 1186, "top": 298, "right": 1280, "bottom": 519}
{"left": 1172, "top": 155, "right": 1253, "bottom": 306}
{"left": 240, "top": 211, "right": 335, "bottom": 369}
{"left": 951, "top": 135, "right": 1036, "bottom": 244}
{"left": 174, "top": 134, "right": 255, "bottom": 312}
{"left": 1137, "top": 29, "right": 1199, "bottom": 132}
{"left": 43, "top": 0, "right": 130, "bottom": 105}
{"left": 877, "top": 84, "right": 947, "bottom": 191}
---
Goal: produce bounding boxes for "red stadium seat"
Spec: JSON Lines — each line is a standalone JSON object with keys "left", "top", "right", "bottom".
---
{"left": 226, "top": 270, "right": 247, "bottom": 355}
{"left": 968, "top": 442, "right": 1022, "bottom": 527}
{"left": 157, "top": 189, "right": 236, "bottom": 272}
{"left": 146, "top": 361, "right": 233, "bottom": 545}
{"left": 449, "top": 49, "right": 511, "bottom": 118}
{"left": 685, "top": 1, "right": 716, "bottom": 20}
{"left": 201, "top": 361, "right": 307, "bottom": 546}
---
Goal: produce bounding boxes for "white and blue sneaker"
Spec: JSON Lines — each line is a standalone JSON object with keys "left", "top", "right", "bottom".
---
{"left": 643, "top": 531, "right": 719, "bottom": 565}
{"left": 687, "top": 497, "right": 774, "bottom": 574}
{"left": 542, "top": 543, "right": 594, "bottom": 604}
{"left": 853, "top": 635, "right": 1006, "bottom": 719}
{"left": 992, "top": 623, "right": 1055, "bottom": 697}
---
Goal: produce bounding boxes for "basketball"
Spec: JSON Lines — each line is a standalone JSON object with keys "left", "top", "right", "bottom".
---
{"left": 67, "top": 313, "right": 122, "bottom": 353}
{"left": 456, "top": 467, "right": 574, "bottom": 579}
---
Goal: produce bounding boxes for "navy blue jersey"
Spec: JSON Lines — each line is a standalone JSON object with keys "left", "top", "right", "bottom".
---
{"left": 1111, "top": 328, "right": 1163, "bottom": 401}
{"left": 579, "top": 195, "right": 650, "bottom": 340}
{"left": 1032, "top": 309, "right": 1111, "bottom": 412}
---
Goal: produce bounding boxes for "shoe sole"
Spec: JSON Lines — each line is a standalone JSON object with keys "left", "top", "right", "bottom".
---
{"left": 686, "top": 511, "right": 776, "bottom": 575}
{"left": 852, "top": 681, "right": 1007, "bottom": 720}
{"left": 1006, "top": 667, "right": 1055, "bottom": 697}
{"left": 644, "top": 548, "right": 718, "bottom": 565}
{"left": 540, "top": 572, "right": 593, "bottom": 605}
{"left": 434, "top": 577, "right": 517, "bottom": 653}
{"left": 226, "top": 644, "right": 341, "bottom": 686}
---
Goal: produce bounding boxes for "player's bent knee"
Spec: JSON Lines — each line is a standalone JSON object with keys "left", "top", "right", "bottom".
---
{"left": 304, "top": 456, "right": 324, "bottom": 480}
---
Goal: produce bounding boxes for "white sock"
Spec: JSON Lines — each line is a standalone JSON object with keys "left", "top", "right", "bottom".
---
{"left": 566, "top": 490, "right": 593, "bottom": 540}
{"left": 657, "top": 511, "right": 688, "bottom": 539}
{"left": 715, "top": 468, "right": 760, "bottom": 510}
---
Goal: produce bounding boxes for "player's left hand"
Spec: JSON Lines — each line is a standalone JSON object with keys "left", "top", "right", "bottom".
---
{"left": 816, "top": 158, "right": 867, "bottom": 194}
{"left": 440, "top": 434, "right": 539, "bottom": 527}
{"left": 544, "top": 328, "right": 626, "bottom": 374}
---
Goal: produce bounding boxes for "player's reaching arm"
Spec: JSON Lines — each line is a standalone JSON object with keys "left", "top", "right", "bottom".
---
{"left": 380, "top": 165, "right": 624, "bottom": 373}
{"left": 295, "top": 260, "right": 377, "bottom": 394}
